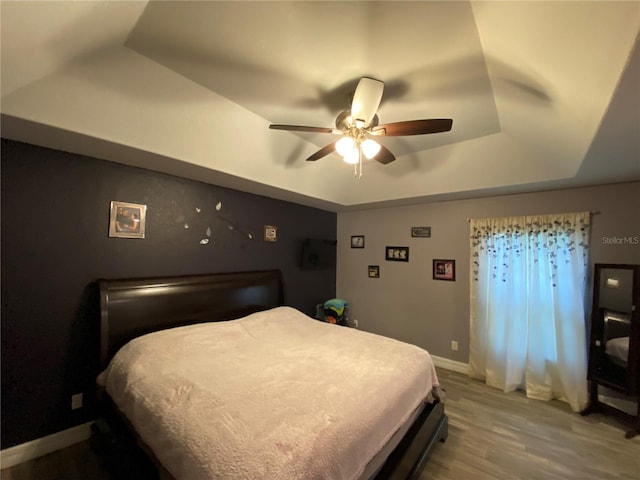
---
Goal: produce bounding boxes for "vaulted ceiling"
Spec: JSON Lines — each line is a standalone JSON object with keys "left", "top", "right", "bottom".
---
{"left": 2, "top": 1, "right": 639, "bottom": 211}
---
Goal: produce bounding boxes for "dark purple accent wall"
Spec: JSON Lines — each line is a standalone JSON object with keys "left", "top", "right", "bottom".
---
{"left": 1, "top": 139, "right": 336, "bottom": 448}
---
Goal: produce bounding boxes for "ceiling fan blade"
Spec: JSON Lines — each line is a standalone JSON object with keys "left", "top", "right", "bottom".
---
{"left": 374, "top": 144, "right": 396, "bottom": 165}
{"left": 306, "top": 141, "right": 337, "bottom": 162}
{"left": 351, "top": 77, "right": 384, "bottom": 127}
{"left": 270, "top": 124, "right": 334, "bottom": 134}
{"left": 373, "top": 119, "right": 453, "bottom": 136}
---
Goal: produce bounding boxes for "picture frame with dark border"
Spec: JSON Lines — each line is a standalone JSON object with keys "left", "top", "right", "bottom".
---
{"left": 368, "top": 265, "right": 380, "bottom": 278}
{"left": 109, "top": 201, "right": 146, "bottom": 239}
{"left": 411, "top": 226, "right": 431, "bottom": 238}
{"left": 433, "top": 259, "right": 455, "bottom": 281}
{"left": 386, "top": 246, "right": 409, "bottom": 262}
{"left": 351, "top": 235, "right": 365, "bottom": 248}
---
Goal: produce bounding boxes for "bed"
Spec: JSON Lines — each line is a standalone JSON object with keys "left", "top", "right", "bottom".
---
{"left": 603, "top": 310, "right": 631, "bottom": 367}
{"left": 96, "top": 269, "right": 447, "bottom": 479}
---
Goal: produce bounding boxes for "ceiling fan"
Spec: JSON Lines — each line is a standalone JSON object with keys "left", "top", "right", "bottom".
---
{"left": 269, "top": 77, "right": 453, "bottom": 177}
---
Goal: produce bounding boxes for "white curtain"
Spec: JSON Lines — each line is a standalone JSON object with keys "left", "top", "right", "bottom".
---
{"left": 469, "top": 212, "right": 591, "bottom": 412}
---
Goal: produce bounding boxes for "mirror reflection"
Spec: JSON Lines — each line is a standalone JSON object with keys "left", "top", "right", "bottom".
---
{"left": 584, "top": 263, "right": 639, "bottom": 439}
{"left": 599, "top": 268, "right": 633, "bottom": 370}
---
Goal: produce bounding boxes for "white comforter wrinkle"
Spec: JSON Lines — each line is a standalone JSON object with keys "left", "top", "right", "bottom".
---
{"left": 100, "top": 306, "right": 439, "bottom": 480}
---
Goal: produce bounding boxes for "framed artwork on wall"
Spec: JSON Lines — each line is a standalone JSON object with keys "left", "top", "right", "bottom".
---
{"left": 264, "top": 225, "right": 277, "bottom": 242}
{"left": 411, "top": 226, "right": 431, "bottom": 238}
{"left": 433, "top": 259, "right": 455, "bottom": 281}
{"left": 386, "top": 246, "right": 409, "bottom": 262}
{"left": 368, "top": 265, "right": 380, "bottom": 278}
{"left": 109, "top": 201, "right": 146, "bottom": 239}
{"left": 351, "top": 235, "right": 365, "bottom": 248}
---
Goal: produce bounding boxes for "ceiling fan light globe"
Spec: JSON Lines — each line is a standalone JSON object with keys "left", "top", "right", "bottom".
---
{"left": 343, "top": 149, "right": 359, "bottom": 165}
{"left": 361, "top": 139, "right": 381, "bottom": 159}
{"left": 336, "top": 137, "right": 356, "bottom": 156}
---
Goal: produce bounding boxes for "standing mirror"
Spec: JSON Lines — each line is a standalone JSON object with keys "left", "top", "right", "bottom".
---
{"left": 582, "top": 263, "right": 639, "bottom": 438}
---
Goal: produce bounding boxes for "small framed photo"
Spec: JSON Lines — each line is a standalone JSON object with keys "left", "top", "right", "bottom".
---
{"left": 109, "top": 201, "right": 146, "bottom": 239}
{"left": 351, "top": 235, "right": 365, "bottom": 248}
{"left": 411, "top": 226, "right": 431, "bottom": 238}
{"left": 386, "top": 246, "right": 409, "bottom": 262}
{"left": 368, "top": 265, "right": 380, "bottom": 278}
{"left": 264, "top": 225, "right": 277, "bottom": 242}
{"left": 433, "top": 259, "right": 455, "bottom": 281}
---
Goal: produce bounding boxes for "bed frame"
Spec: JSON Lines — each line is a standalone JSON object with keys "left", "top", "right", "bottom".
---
{"left": 97, "top": 269, "right": 448, "bottom": 479}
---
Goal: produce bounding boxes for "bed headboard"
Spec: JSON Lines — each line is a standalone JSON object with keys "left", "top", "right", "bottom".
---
{"left": 99, "top": 269, "right": 284, "bottom": 369}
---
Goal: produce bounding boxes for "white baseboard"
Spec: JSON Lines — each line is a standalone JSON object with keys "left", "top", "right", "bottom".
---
{"left": 0, "top": 421, "right": 93, "bottom": 470}
{"left": 431, "top": 354, "right": 469, "bottom": 375}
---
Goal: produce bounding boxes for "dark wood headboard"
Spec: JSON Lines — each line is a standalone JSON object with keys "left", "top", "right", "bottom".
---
{"left": 99, "top": 269, "right": 284, "bottom": 369}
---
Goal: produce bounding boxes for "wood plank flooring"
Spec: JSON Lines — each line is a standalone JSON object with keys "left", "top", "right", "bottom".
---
{"left": 2, "top": 369, "right": 638, "bottom": 480}
{"left": 427, "top": 370, "right": 639, "bottom": 480}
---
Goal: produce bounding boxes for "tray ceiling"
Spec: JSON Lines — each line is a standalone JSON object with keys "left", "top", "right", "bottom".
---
{"left": 2, "top": 1, "right": 639, "bottom": 211}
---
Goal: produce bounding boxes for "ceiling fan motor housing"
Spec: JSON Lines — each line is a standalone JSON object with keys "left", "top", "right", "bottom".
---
{"left": 335, "top": 109, "right": 379, "bottom": 130}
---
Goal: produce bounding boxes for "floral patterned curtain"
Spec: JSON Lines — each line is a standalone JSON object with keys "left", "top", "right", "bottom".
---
{"left": 469, "top": 212, "right": 590, "bottom": 412}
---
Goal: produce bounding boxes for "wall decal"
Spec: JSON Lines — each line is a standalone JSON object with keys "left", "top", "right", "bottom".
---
{"left": 186, "top": 200, "right": 253, "bottom": 245}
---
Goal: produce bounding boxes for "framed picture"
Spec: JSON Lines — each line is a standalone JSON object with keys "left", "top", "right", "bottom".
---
{"left": 433, "top": 259, "right": 455, "bottom": 281}
{"left": 385, "top": 246, "right": 409, "bottom": 262}
{"left": 351, "top": 235, "right": 365, "bottom": 248}
{"left": 109, "top": 201, "right": 146, "bottom": 239}
{"left": 368, "top": 265, "right": 380, "bottom": 278}
{"left": 264, "top": 225, "right": 277, "bottom": 242}
{"left": 411, "top": 226, "right": 431, "bottom": 238}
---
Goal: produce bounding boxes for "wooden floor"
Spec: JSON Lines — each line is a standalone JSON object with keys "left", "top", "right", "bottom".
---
{"left": 427, "top": 370, "right": 639, "bottom": 480}
{"left": 2, "top": 369, "right": 638, "bottom": 480}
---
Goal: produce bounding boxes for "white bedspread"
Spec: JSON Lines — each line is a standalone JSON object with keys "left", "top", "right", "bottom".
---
{"left": 606, "top": 336, "right": 629, "bottom": 364}
{"left": 98, "top": 306, "right": 439, "bottom": 480}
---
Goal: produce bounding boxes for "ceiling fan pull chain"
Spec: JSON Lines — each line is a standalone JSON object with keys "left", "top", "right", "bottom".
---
{"left": 354, "top": 149, "right": 363, "bottom": 179}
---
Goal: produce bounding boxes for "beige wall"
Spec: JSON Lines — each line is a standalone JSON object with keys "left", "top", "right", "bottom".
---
{"left": 336, "top": 182, "right": 640, "bottom": 364}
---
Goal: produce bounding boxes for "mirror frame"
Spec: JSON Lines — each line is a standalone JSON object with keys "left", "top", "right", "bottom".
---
{"left": 587, "top": 263, "right": 639, "bottom": 395}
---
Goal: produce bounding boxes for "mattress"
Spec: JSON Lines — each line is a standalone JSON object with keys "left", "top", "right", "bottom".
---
{"left": 97, "top": 306, "right": 440, "bottom": 480}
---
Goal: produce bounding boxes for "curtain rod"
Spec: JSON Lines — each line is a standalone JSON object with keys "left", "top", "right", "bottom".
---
{"left": 466, "top": 210, "right": 600, "bottom": 222}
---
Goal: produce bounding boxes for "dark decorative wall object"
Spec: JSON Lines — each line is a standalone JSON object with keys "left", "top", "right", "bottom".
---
{"left": 0, "top": 139, "right": 336, "bottom": 449}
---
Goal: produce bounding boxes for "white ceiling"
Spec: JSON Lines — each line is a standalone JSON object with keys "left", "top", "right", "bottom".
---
{"left": 2, "top": 1, "right": 639, "bottom": 212}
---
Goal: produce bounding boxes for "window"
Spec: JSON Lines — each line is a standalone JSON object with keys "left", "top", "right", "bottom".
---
{"left": 469, "top": 212, "right": 591, "bottom": 412}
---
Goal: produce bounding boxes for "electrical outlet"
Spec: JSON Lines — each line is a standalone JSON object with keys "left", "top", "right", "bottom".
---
{"left": 451, "top": 340, "right": 458, "bottom": 351}
{"left": 71, "top": 393, "right": 83, "bottom": 410}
